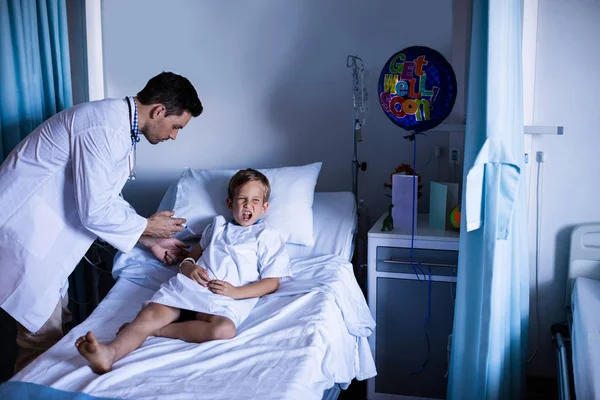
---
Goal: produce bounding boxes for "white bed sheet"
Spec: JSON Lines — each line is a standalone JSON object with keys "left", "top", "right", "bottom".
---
{"left": 571, "top": 277, "right": 600, "bottom": 400}
{"left": 11, "top": 192, "right": 374, "bottom": 399}
{"left": 13, "top": 256, "right": 375, "bottom": 399}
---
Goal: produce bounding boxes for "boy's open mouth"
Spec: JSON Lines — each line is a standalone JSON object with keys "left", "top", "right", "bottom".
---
{"left": 242, "top": 210, "right": 252, "bottom": 221}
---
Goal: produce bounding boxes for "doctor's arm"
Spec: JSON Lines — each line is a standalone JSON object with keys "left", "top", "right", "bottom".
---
{"left": 138, "top": 236, "right": 189, "bottom": 264}
{"left": 143, "top": 210, "right": 186, "bottom": 238}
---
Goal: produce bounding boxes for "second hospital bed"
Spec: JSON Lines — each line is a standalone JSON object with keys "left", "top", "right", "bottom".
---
{"left": 554, "top": 223, "right": 600, "bottom": 400}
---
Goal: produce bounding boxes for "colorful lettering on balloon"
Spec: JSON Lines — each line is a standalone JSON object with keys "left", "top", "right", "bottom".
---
{"left": 379, "top": 53, "right": 438, "bottom": 122}
{"left": 378, "top": 46, "right": 457, "bottom": 133}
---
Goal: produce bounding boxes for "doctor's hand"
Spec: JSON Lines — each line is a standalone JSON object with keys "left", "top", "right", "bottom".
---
{"left": 139, "top": 236, "right": 188, "bottom": 264}
{"left": 180, "top": 263, "right": 210, "bottom": 287}
{"left": 144, "top": 211, "right": 186, "bottom": 238}
{"left": 208, "top": 280, "right": 239, "bottom": 299}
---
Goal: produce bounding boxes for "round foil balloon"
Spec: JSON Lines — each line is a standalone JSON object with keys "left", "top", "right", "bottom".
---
{"left": 378, "top": 46, "right": 457, "bottom": 133}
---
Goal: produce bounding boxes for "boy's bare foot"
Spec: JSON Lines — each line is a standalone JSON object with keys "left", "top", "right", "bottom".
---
{"left": 75, "top": 332, "right": 115, "bottom": 374}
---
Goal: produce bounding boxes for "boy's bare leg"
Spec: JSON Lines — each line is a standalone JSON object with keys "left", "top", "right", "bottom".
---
{"left": 75, "top": 303, "right": 179, "bottom": 374}
{"left": 156, "top": 313, "right": 236, "bottom": 343}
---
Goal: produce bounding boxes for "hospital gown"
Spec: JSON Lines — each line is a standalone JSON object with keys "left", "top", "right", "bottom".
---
{"left": 148, "top": 215, "right": 291, "bottom": 327}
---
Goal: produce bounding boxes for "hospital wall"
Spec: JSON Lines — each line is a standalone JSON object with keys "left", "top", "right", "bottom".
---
{"left": 525, "top": 0, "right": 600, "bottom": 377}
{"left": 96, "top": 0, "right": 459, "bottom": 224}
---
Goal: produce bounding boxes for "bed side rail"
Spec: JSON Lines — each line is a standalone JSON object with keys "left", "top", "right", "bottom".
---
{"left": 551, "top": 323, "right": 572, "bottom": 400}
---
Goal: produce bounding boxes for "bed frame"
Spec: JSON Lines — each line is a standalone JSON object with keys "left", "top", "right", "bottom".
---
{"left": 553, "top": 223, "right": 600, "bottom": 400}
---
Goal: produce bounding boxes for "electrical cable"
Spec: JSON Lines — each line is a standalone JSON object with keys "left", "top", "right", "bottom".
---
{"left": 419, "top": 146, "right": 434, "bottom": 170}
{"left": 69, "top": 242, "right": 113, "bottom": 306}
{"left": 527, "top": 157, "right": 544, "bottom": 363}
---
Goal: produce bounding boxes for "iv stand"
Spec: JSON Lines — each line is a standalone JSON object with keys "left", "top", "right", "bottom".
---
{"left": 348, "top": 55, "right": 368, "bottom": 202}
{"left": 352, "top": 119, "right": 367, "bottom": 201}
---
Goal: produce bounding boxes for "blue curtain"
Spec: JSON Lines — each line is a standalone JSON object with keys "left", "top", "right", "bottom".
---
{"left": 0, "top": 0, "right": 73, "bottom": 162}
{"left": 447, "top": 0, "right": 529, "bottom": 399}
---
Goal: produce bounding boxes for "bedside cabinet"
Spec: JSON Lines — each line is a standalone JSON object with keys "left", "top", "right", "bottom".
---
{"left": 367, "top": 213, "right": 460, "bottom": 400}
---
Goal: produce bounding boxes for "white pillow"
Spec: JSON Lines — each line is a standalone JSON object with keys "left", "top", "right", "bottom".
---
{"left": 172, "top": 162, "right": 322, "bottom": 246}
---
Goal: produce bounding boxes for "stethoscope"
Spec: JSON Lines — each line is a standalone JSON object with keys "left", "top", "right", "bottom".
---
{"left": 126, "top": 97, "right": 140, "bottom": 181}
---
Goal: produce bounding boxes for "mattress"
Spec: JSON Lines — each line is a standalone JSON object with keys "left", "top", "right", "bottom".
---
{"left": 571, "top": 277, "right": 600, "bottom": 400}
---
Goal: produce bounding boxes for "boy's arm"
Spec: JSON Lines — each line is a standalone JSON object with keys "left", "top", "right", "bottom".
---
{"left": 184, "top": 243, "right": 204, "bottom": 262}
{"left": 208, "top": 277, "right": 279, "bottom": 300}
{"left": 179, "top": 243, "right": 210, "bottom": 286}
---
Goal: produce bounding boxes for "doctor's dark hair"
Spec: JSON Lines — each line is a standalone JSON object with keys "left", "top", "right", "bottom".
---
{"left": 228, "top": 169, "right": 271, "bottom": 202}
{"left": 137, "top": 72, "right": 203, "bottom": 117}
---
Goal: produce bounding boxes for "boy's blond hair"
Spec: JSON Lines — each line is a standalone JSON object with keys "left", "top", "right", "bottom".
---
{"left": 227, "top": 169, "right": 271, "bottom": 202}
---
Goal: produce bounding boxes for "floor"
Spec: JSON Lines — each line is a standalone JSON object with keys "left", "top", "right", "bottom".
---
{"left": 337, "top": 375, "right": 559, "bottom": 400}
{"left": 338, "top": 379, "right": 366, "bottom": 400}
{"left": 525, "top": 376, "right": 560, "bottom": 400}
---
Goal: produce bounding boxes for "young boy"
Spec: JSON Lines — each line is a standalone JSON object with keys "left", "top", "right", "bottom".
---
{"left": 75, "top": 168, "right": 290, "bottom": 374}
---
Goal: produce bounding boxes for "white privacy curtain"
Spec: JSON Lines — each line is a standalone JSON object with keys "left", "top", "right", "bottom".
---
{"left": 447, "top": 0, "right": 529, "bottom": 399}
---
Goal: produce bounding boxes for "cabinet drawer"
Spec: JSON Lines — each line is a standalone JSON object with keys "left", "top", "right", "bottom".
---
{"left": 376, "top": 246, "right": 458, "bottom": 276}
{"left": 375, "top": 277, "right": 454, "bottom": 398}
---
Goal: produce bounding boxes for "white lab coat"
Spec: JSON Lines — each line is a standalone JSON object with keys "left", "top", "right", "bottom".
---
{"left": 0, "top": 98, "right": 147, "bottom": 332}
{"left": 148, "top": 216, "right": 291, "bottom": 327}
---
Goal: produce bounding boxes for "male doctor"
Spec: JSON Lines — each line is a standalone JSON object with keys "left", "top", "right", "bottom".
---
{"left": 0, "top": 71, "right": 203, "bottom": 373}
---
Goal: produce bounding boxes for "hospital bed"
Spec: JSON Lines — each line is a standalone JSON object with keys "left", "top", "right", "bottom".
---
{"left": 4, "top": 188, "right": 376, "bottom": 400}
{"left": 553, "top": 223, "right": 600, "bottom": 400}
